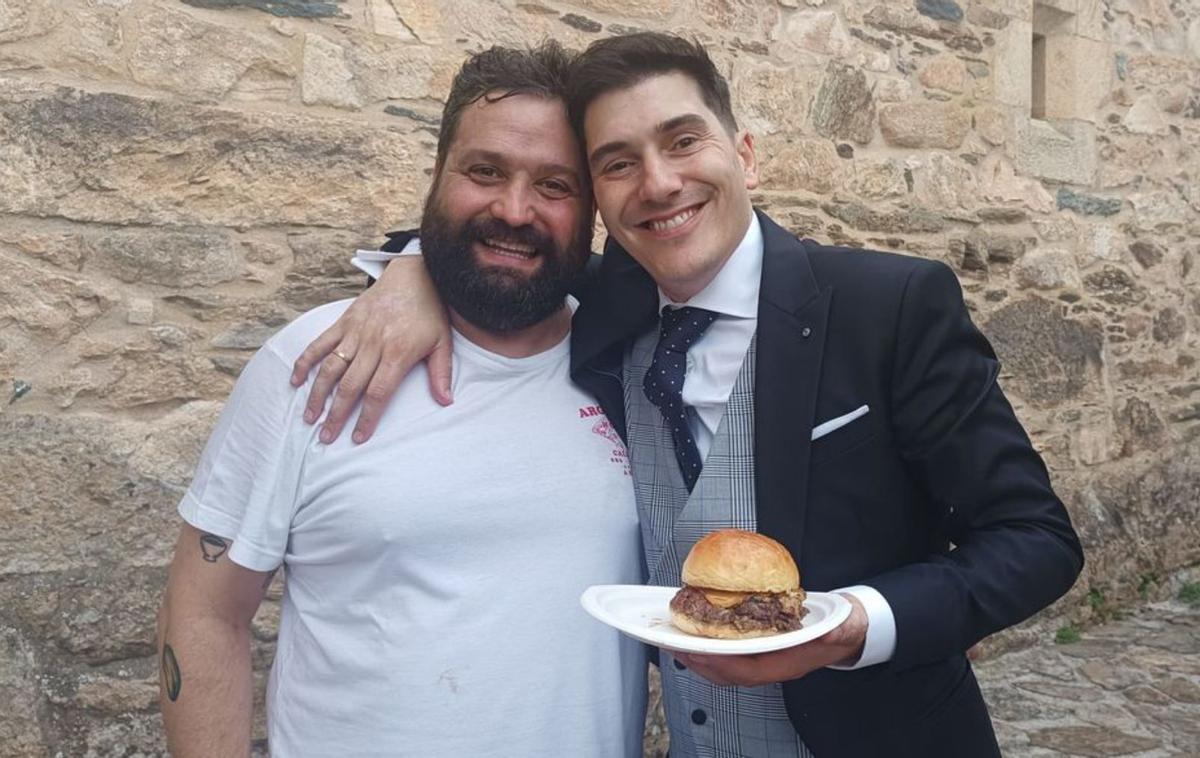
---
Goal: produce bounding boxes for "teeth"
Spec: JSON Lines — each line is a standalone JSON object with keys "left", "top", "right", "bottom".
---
{"left": 647, "top": 206, "right": 699, "bottom": 233}
{"left": 484, "top": 238, "right": 535, "bottom": 257}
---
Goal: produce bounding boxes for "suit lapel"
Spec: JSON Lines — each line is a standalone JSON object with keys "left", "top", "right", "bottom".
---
{"left": 570, "top": 236, "right": 658, "bottom": 377}
{"left": 754, "top": 211, "right": 831, "bottom": 563}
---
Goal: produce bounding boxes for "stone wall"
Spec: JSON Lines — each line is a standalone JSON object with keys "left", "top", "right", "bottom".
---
{"left": 0, "top": 0, "right": 1197, "bottom": 754}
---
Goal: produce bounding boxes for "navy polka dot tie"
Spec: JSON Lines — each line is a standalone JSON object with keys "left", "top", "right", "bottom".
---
{"left": 644, "top": 306, "right": 719, "bottom": 492}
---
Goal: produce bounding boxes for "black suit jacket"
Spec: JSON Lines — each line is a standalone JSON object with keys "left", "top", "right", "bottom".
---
{"left": 569, "top": 210, "right": 1084, "bottom": 757}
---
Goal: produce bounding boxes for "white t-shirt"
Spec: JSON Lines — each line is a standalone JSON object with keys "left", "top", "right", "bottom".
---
{"left": 180, "top": 300, "right": 647, "bottom": 758}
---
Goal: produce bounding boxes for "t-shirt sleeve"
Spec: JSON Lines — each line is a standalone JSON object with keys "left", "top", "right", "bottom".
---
{"left": 178, "top": 343, "right": 315, "bottom": 572}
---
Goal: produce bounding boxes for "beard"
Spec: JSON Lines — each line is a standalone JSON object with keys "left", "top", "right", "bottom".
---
{"left": 419, "top": 197, "right": 592, "bottom": 333}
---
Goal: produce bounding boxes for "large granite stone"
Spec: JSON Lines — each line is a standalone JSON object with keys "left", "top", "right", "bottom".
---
{"left": 3, "top": 254, "right": 117, "bottom": 341}
{"left": 128, "top": 5, "right": 295, "bottom": 101}
{"left": 1014, "top": 118, "right": 1098, "bottom": 185}
{"left": 821, "top": 202, "right": 945, "bottom": 233}
{"left": 0, "top": 413, "right": 197, "bottom": 575}
{"left": 760, "top": 138, "right": 842, "bottom": 195}
{"left": 983, "top": 298, "right": 1104, "bottom": 408}
{"left": 85, "top": 228, "right": 244, "bottom": 288}
{"left": 879, "top": 101, "right": 971, "bottom": 148}
{"left": 0, "top": 79, "right": 424, "bottom": 231}
{"left": 810, "top": 63, "right": 875, "bottom": 145}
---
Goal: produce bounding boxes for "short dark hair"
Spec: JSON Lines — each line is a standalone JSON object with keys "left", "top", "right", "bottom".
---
{"left": 436, "top": 41, "right": 576, "bottom": 166}
{"left": 567, "top": 32, "right": 738, "bottom": 138}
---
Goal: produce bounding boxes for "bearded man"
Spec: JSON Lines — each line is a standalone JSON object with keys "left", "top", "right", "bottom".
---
{"left": 156, "top": 42, "right": 647, "bottom": 758}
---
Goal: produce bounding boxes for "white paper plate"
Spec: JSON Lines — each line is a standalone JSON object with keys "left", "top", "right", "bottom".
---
{"left": 580, "top": 585, "right": 852, "bottom": 655}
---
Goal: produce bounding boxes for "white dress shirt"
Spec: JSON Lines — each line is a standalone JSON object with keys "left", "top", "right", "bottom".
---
{"left": 660, "top": 213, "right": 897, "bottom": 670}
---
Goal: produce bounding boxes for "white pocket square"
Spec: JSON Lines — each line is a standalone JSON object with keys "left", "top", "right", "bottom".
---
{"left": 811, "top": 405, "right": 870, "bottom": 441}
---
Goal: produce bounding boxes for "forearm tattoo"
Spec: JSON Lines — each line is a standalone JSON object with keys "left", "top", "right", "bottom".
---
{"left": 162, "top": 644, "right": 182, "bottom": 702}
{"left": 199, "top": 533, "right": 228, "bottom": 563}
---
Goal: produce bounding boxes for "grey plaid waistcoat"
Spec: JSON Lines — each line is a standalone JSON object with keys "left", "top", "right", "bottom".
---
{"left": 625, "top": 328, "right": 813, "bottom": 758}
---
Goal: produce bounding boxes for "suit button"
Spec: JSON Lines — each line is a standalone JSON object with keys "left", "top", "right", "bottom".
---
{"left": 673, "top": 658, "right": 686, "bottom": 670}
{"left": 691, "top": 709, "right": 707, "bottom": 725}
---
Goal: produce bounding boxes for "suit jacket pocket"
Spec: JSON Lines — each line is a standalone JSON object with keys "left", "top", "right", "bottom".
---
{"left": 810, "top": 410, "right": 877, "bottom": 464}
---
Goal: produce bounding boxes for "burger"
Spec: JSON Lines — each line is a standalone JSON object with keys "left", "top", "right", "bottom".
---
{"left": 669, "top": 530, "right": 808, "bottom": 639}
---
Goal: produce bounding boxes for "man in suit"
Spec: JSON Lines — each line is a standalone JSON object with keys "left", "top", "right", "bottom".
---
{"left": 294, "top": 32, "right": 1083, "bottom": 758}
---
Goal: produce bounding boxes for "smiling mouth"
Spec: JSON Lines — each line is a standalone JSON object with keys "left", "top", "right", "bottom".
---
{"left": 479, "top": 237, "right": 537, "bottom": 260}
{"left": 640, "top": 204, "right": 703, "bottom": 233}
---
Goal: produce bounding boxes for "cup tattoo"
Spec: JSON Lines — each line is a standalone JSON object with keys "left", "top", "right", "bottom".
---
{"left": 200, "top": 533, "right": 228, "bottom": 563}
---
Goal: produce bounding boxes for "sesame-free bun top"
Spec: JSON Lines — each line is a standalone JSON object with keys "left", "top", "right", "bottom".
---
{"left": 681, "top": 530, "right": 800, "bottom": 593}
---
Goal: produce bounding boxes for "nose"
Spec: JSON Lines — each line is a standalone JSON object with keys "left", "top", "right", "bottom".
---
{"left": 638, "top": 153, "right": 683, "bottom": 204}
{"left": 490, "top": 181, "right": 536, "bottom": 228}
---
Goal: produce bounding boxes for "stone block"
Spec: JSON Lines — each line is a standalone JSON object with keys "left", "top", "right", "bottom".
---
{"left": 915, "top": 0, "right": 963, "bottom": 22}
{"left": 913, "top": 153, "right": 979, "bottom": 209}
{"left": 810, "top": 63, "right": 875, "bottom": 144}
{"left": 873, "top": 77, "right": 912, "bottom": 103}
{"left": 983, "top": 297, "right": 1103, "bottom": 408}
{"left": 1123, "top": 94, "right": 1169, "bottom": 134}
{"left": 879, "top": 101, "right": 971, "bottom": 149}
{"left": 1057, "top": 188, "right": 1122, "bottom": 216}
{"left": 179, "top": 0, "right": 346, "bottom": 18}
{"left": 1075, "top": 222, "right": 1120, "bottom": 264}
{"left": 571, "top": 0, "right": 673, "bottom": 19}
{"left": 0, "top": 0, "right": 60, "bottom": 44}
{"left": 919, "top": 53, "right": 968, "bottom": 94}
{"left": 2, "top": 254, "right": 116, "bottom": 341}
{"left": 696, "top": 0, "right": 779, "bottom": 38}
{"left": 86, "top": 228, "right": 244, "bottom": 288}
{"left": 760, "top": 138, "right": 842, "bottom": 194}
{"left": 1129, "top": 191, "right": 1188, "bottom": 231}
{"left": 128, "top": 5, "right": 295, "bottom": 102}
{"left": 301, "top": 32, "right": 360, "bottom": 109}
{"left": 1042, "top": 35, "right": 1113, "bottom": 122}
{"left": 1074, "top": 406, "right": 1117, "bottom": 465}
{"left": 1129, "top": 240, "right": 1164, "bottom": 268}
{"left": 369, "top": 0, "right": 442, "bottom": 43}
{"left": 979, "top": 154, "right": 1056, "bottom": 213}
{"left": 991, "top": 18, "right": 1033, "bottom": 110}
{"left": 1013, "top": 117, "right": 1097, "bottom": 185}
{"left": 783, "top": 10, "right": 854, "bottom": 57}
{"left": 301, "top": 31, "right": 436, "bottom": 110}
{"left": 126, "top": 298, "right": 155, "bottom": 326}
{"left": 0, "top": 78, "right": 426, "bottom": 231}
{"left": 0, "top": 627, "right": 43, "bottom": 757}
{"left": 847, "top": 158, "right": 908, "bottom": 199}
{"left": 1083, "top": 266, "right": 1146, "bottom": 305}
{"left": 821, "top": 202, "right": 945, "bottom": 233}
{"left": 0, "top": 411, "right": 212, "bottom": 576}
{"left": 731, "top": 61, "right": 822, "bottom": 137}
{"left": 1014, "top": 248, "right": 1081, "bottom": 289}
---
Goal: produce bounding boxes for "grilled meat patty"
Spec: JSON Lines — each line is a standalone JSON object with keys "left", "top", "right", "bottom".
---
{"left": 669, "top": 586, "right": 808, "bottom": 633}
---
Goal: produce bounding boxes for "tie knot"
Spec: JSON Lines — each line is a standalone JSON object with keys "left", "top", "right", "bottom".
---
{"left": 659, "top": 306, "right": 717, "bottom": 353}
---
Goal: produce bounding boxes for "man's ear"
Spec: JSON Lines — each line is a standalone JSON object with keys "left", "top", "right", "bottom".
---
{"left": 736, "top": 130, "right": 759, "bottom": 191}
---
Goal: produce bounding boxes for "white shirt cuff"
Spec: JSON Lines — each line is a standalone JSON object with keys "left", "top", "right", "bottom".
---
{"left": 825, "top": 584, "right": 896, "bottom": 670}
{"left": 350, "top": 238, "right": 422, "bottom": 279}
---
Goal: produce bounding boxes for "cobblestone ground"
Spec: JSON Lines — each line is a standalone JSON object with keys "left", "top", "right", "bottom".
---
{"left": 976, "top": 599, "right": 1200, "bottom": 757}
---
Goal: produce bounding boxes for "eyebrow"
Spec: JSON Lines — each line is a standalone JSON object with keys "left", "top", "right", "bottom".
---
{"left": 588, "top": 112, "right": 710, "bottom": 167}
{"left": 457, "top": 149, "right": 580, "bottom": 180}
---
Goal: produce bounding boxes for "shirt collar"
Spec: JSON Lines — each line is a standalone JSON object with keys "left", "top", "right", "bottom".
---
{"left": 657, "top": 212, "right": 763, "bottom": 319}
